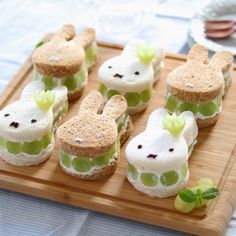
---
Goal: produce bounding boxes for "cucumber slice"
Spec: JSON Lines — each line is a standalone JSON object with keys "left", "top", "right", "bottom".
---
{"left": 160, "top": 171, "right": 179, "bottom": 186}
{"left": 140, "top": 88, "right": 152, "bottom": 103}
{"left": 198, "top": 102, "right": 216, "bottom": 116}
{"left": 60, "top": 151, "right": 71, "bottom": 168}
{"left": 98, "top": 83, "right": 107, "bottom": 96}
{"left": 72, "top": 157, "right": 91, "bottom": 173}
{"left": 128, "top": 162, "right": 138, "bottom": 180}
{"left": 125, "top": 92, "right": 141, "bottom": 107}
{"left": 140, "top": 173, "right": 158, "bottom": 187}
{"left": 22, "top": 140, "right": 42, "bottom": 155}
{"left": 179, "top": 102, "right": 198, "bottom": 115}
{"left": 174, "top": 195, "right": 195, "bottom": 213}
{"left": 7, "top": 141, "right": 22, "bottom": 155}
{"left": 166, "top": 95, "right": 178, "bottom": 112}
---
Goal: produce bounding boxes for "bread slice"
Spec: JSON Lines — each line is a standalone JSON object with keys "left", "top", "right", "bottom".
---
{"left": 57, "top": 90, "right": 128, "bottom": 158}
{"left": 32, "top": 25, "right": 85, "bottom": 78}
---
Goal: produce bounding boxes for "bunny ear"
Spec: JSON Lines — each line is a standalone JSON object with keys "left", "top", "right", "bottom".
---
{"left": 78, "top": 90, "right": 103, "bottom": 116}
{"left": 51, "top": 24, "right": 76, "bottom": 42}
{"left": 187, "top": 44, "right": 208, "bottom": 64}
{"left": 102, "top": 95, "right": 127, "bottom": 121}
{"left": 20, "top": 80, "right": 45, "bottom": 101}
{"left": 146, "top": 108, "right": 169, "bottom": 131}
{"left": 75, "top": 28, "right": 96, "bottom": 48}
{"left": 209, "top": 51, "right": 233, "bottom": 71}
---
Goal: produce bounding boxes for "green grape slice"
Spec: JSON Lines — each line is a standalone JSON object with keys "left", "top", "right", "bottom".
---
{"left": 174, "top": 195, "right": 195, "bottom": 213}
{"left": 197, "top": 178, "right": 214, "bottom": 188}
{"left": 41, "top": 132, "right": 52, "bottom": 148}
{"left": 7, "top": 141, "right": 22, "bottom": 155}
{"left": 0, "top": 137, "right": 7, "bottom": 148}
{"left": 198, "top": 102, "right": 217, "bottom": 116}
{"left": 181, "top": 163, "right": 188, "bottom": 178}
{"left": 72, "top": 157, "right": 91, "bottom": 173}
{"left": 85, "top": 43, "right": 98, "bottom": 66}
{"left": 60, "top": 151, "right": 71, "bottom": 168}
{"left": 128, "top": 162, "right": 138, "bottom": 180}
{"left": 179, "top": 102, "right": 198, "bottom": 115}
{"left": 98, "top": 83, "right": 107, "bottom": 96}
{"left": 22, "top": 140, "right": 42, "bottom": 155}
{"left": 62, "top": 75, "right": 77, "bottom": 91}
{"left": 107, "top": 90, "right": 120, "bottom": 99}
{"left": 166, "top": 95, "right": 178, "bottom": 112}
{"left": 140, "top": 87, "right": 152, "bottom": 103}
{"left": 160, "top": 171, "right": 179, "bottom": 186}
{"left": 76, "top": 67, "right": 87, "bottom": 85}
{"left": 125, "top": 92, "right": 141, "bottom": 107}
{"left": 42, "top": 76, "right": 57, "bottom": 90}
{"left": 92, "top": 145, "right": 116, "bottom": 166}
{"left": 140, "top": 173, "right": 158, "bottom": 187}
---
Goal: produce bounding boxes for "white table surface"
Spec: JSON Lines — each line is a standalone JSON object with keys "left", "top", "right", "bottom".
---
{"left": 0, "top": 0, "right": 235, "bottom": 235}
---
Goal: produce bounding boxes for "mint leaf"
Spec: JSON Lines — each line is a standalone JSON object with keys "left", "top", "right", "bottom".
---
{"left": 179, "top": 189, "right": 197, "bottom": 203}
{"left": 201, "top": 188, "right": 220, "bottom": 200}
{"left": 35, "top": 41, "right": 45, "bottom": 48}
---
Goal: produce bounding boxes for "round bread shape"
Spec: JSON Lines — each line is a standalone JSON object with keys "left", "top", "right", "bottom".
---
{"left": 167, "top": 62, "right": 224, "bottom": 103}
{"left": 98, "top": 55, "right": 153, "bottom": 93}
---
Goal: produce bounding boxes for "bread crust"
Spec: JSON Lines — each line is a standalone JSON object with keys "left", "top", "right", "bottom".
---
{"left": 196, "top": 114, "right": 219, "bottom": 128}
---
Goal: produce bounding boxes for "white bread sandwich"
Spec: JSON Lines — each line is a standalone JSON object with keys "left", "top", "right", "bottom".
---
{"left": 98, "top": 44, "right": 155, "bottom": 114}
{"left": 122, "top": 39, "right": 165, "bottom": 84}
{"left": 126, "top": 110, "right": 198, "bottom": 197}
{"left": 0, "top": 81, "right": 66, "bottom": 166}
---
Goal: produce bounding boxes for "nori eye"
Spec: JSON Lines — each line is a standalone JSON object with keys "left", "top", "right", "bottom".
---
{"left": 134, "top": 71, "right": 140, "bottom": 75}
{"left": 31, "top": 119, "right": 37, "bottom": 123}
{"left": 138, "top": 145, "right": 142, "bottom": 149}
{"left": 4, "top": 114, "right": 10, "bottom": 117}
{"left": 108, "top": 66, "right": 112, "bottom": 68}
{"left": 169, "top": 148, "right": 174, "bottom": 152}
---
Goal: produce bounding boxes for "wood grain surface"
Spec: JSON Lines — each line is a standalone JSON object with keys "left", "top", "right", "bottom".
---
{"left": 0, "top": 42, "right": 236, "bottom": 236}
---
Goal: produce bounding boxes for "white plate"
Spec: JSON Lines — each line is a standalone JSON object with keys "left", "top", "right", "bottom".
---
{"left": 189, "top": 0, "right": 236, "bottom": 55}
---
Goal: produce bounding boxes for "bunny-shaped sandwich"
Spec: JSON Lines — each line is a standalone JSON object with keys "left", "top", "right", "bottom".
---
{"left": 32, "top": 25, "right": 98, "bottom": 101}
{"left": 21, "top": 80, "right": 68, "bottom": 128}
{"left": 122, "top": 39, "right": 165, "bottom": 84}
{"left": 57, "top": 90, "right": 132, "bottom": 180}
{"left": 98, "top": 44, "right": 155, "bottom": 114}
{"left": 126, "top": 108, "right": 197, "bottom": 198}
{"left": 165, "top": 44, "right": 232, "bottom": 128}
{"left": 0, "top": 81, "right": 67, "bottom": 166}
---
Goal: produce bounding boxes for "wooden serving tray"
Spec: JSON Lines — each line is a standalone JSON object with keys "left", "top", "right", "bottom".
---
{"left": 0, "top": 42, "right": 236, "bottom": 236}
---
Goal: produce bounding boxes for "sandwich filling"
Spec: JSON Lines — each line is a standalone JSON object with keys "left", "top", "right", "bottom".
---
{"left": 166, "top": 93, "right": 222, "bottom": 120}
{"left": 59, "top": 141, "right": 118, "bottom": 175}
{"left": 127, "top": 162, "right": 189, "bottom": 197}
{"left": 85, "top": 41, "right": 98, "bottom": 68}
{"left": 223, "top": 66, "right": 233, "bottom": 90}
{"left": 117, "top": 111, "right": 129, "bottom": 138}
{"left": 0, "top": 130, "right": 52, "bottom": 155}
{"left": 53, "top": 100, "right": 68, "bottom": 126}
{"left": 33, "top": 64, "right": 88, "bottom": 95}
{"left": 99, "top": 83, "right": 153, "bottom": 110}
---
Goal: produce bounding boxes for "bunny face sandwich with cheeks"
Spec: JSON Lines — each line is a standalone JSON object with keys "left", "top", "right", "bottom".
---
{"left": 0, "top": 81, "right": 66, "bottom": 166}
{"left": 98, "top": 44, "right": 155, "bottom": 114}
{"left": 126, "top": 108, "right": 198, "bottom": 198}
{"left": 57, "top": 90, "right": 132, "bottom": 180}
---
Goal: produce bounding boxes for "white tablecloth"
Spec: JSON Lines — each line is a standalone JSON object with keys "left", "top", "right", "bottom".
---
{"left": 0, "top": 1, "right": 235, "bottom": 235}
